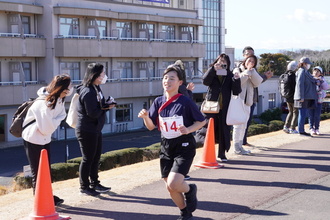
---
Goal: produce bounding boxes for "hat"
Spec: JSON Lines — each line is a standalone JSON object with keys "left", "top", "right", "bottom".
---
{"left": 299, "top": 57, "right": 313, "bottom": 65}
{"left": 287, "top": 61, "right": 298, "bottom": 71}
{"left": 313, "top": 66, "right": 323, "bottom": 74}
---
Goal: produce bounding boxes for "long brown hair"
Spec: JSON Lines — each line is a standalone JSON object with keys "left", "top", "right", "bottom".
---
{"left": 46, "top": 74, "right": 71, "bottom": 109}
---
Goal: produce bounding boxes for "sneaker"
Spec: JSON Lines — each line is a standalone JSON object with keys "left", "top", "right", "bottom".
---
{"left": 234, "top": 148, "right": 251, "bottom": 155}
{"left": 283, "top": 126, "right": 290, "bottom": 134}
{"left": 91, "top": 183, "right": 111, "bottom": 193}
{"left": 80, "top": 187, "right": 100, "bottom": 196}
{"left": 315, "top": 129, "right": 320, "bottom": 135}
{"left": 243, "top": 143, "right": 252, "bottom": 146}
{"left": 309, "top": 128, "right": 316, "bottom": 135}
{"left": 185, "top": 184, "right": 197, "bottom": 213}
{"left": 299, "top": 132, "right": 311, "bottom": 137}
{"left": 177, "top": 212, "right": 193, "bottom": 220}
{"left": 54, "top": 195, "right": 64, "bottom": 206}
{"left": 184, "top": 175, "right": 191, "bottom": 180}
{"left": 220, "top": 158, "right": 228, "bottom": 162}
{"left": 289, "top": 129, "right": 299, "bottom": 134}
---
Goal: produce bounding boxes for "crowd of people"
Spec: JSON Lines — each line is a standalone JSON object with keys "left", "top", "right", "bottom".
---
{"left": 21, "top": 47, "right": 329, "bottom": 219}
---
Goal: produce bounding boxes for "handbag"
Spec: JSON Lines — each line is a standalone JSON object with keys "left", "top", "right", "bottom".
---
{"left": 201, "top": 100, "right": 220, "bottom": 114}
{"left": 66, "top": 93, "right": 79, "bottom": 128}
{"left": 226, "top": 95, "right": 249, "bottom": 125}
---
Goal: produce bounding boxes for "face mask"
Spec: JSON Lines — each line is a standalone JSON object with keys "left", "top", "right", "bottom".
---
{"left": 101, "top": 75, "right": 108, "bottom": 84}
{"left": 66, "top": 86, "right": 74, "bottom": 96}
{"left": 306, "top": 64, "right": 311, "bottom": 70}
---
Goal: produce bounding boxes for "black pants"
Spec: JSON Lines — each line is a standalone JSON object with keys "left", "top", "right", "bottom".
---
{"left": 76, "top": 130, "right": 102, "bottom": 189}
{"left": 23, "top": 140, "right": 51, "bottom": 194}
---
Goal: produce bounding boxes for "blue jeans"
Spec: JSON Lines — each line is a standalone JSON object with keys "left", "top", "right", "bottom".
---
{"left": 298, "top": 108, "right": 308, "bottom": 133}
{"left": 308, "top": 103, "right": 322, "bottom": 130}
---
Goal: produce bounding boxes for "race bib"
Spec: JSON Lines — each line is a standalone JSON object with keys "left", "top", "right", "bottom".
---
{"left": 159, "top": 115, "right": 184, "bottom": 139}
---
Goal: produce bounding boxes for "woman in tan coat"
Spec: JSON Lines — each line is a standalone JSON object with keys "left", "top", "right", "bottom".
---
{"left": 232, "top": 55, "right": 263, "bottom": 154}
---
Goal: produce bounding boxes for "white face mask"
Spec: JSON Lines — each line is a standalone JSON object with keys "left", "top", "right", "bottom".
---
{"left": 66, "top": 86, "right": 74, "bottom": 96}
{"left": 306, "top": 64, "right": 311, "bottom": 70}
{"left": 101, "top": 75, "right": 108, "bottom": 84}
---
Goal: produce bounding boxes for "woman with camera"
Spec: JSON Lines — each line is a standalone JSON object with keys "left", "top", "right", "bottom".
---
{"left": 195, "top": 53, "right": 241, "bottom": 162}
{"left": 75, "top": 63, "right": 115, "bottom": 196}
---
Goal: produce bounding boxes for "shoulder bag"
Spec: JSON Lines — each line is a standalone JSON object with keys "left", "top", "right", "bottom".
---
{"left": 226, "top": 94, "right": 249, "bottom": 125}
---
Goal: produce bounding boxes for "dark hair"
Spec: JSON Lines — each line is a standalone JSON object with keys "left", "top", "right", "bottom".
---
{"left": 242, "top": 46, "right": 254, "bottom": 54}
{"left": 163, "top": 65, "right": 184, "bottom": 81}
{"left": 82, "top": 63, "right": 104, "bottom": 87}
{"left": 210, "top": 53, "right": 231, "bottom": 71}
{"left": 173, "top": 60, "right": 187, "bottom": 84}
{"left": 46, "top": 74, "right": 71, "bottom": 109}
{"left": 242, "top": 55, "right": 258, "bottom": 68}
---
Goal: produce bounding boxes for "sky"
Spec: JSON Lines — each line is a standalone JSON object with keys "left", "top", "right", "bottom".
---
{"left": 225, "top": 0, "right": 330, "bottom": 58}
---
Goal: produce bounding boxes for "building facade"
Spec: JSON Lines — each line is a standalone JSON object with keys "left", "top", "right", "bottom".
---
{"left": 0, "top": 0, "right": 214, "bottom": 143}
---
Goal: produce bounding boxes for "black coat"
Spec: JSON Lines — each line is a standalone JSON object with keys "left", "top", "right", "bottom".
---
{"left": 195, "top": 67, "right": 241, "bottom": 157}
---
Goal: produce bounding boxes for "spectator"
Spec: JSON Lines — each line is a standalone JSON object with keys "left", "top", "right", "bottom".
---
{"left": 240, "top": 46, "right": 273, "bottom": 146}
{"left": 294, "top": 57, "right": 317, "bottom": 136}
{"left": 22, "top": 74, "right": 72, "bottom": 206}
{"left": 75, "top": 63, "right": 115, "bottom": 196}
{"left": 308, "top": 66, "right": 329, "bottom": 135}
{"left": 195, "top": 53, "right": 241, "bottom": 162}
{"left": 232, "top": 55, "right": 263, "bottom": 154}
{"left": 282, "top": 61, "right": 299, "bottom": 134}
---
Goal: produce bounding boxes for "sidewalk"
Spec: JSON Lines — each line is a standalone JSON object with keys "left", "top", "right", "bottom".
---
{"left": 1, "top": 120, "right": 330, "bottom": 220}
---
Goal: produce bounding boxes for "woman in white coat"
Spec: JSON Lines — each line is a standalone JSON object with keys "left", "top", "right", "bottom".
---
{"left": 232, "top": 55, "right": 263, "bottom": 154}
{"left": 22, "top": 74, "right": 72, "bottom": 205}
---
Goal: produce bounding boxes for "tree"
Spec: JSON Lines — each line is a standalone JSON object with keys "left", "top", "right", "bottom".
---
{"left": 257, "top": 53, "right": 291, "bottom": 76}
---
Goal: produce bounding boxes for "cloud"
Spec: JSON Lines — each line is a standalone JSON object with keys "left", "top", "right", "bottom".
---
{"left": 286, "top": 9, "right": 327, "bottom": 22}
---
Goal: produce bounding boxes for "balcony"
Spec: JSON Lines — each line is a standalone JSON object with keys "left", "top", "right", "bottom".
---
{"left": 0, "top": 33, "right": 46, "bottom": 57}
{"left": 0, "top": 83, "right": 44, "bottom": 106}
{"left": 54, "top": 36, "right": 205, "bottom": 58}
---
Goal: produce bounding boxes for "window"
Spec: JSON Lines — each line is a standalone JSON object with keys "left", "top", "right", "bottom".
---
{"left": 161, "top": 25, "right": 175, "bottom": 40}
{"left": 117, "top": 62, "right": 132, "bottom": 80}
{"left": 183, "top": 61, "right": 196, "bottom": 78}
{"left": 138, "top": 23, "right": 155, "bottom": 39}
{"left": 137, "top": 62, "right": 155, "bottom": 79}
{"left": 180, "top": 26, "right": 194, "bottom": 41}
{"left": 60, "top": 17, "right": 79, "bottom": 36}
{"left": 21, "top": 16, "right": 30, "bottom": 34}
{"left": 87, "top": 19, "right": 107, "bottom": 37}
{"left": 116, "top": 104, "right": 133, "bottom": 122}
{"left": 60, "top": 62, "right": 80, "bottom": 82}
{"left": 268, "top": 93, "right": 276, "bottom": 109}
{"left": 22, "top": 62, "right": 32, "bottom": 82}
{"left": 116, "top": 22, "right": 132, "bottom": 38}
{"left": 8, "top": 14, "right": 30, "bottom": 34}
{"left": 9, "top": 62, "right": 33, "bottom": 84}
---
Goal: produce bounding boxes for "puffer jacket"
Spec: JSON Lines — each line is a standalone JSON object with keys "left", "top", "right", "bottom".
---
{"left": 22, "top": 87, "right": 66, "bottom": 145}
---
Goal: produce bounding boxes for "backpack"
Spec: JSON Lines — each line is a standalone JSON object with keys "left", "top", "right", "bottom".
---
{"left": 279, "top": 72, "right": 294, "bottom": 99}
{"left": 9, "top": 98, "right": 41, "bottom": 138}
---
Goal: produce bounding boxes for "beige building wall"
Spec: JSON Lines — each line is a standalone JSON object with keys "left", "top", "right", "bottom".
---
{"left": 0, "top": 0, "right": 207, "bottom": 143}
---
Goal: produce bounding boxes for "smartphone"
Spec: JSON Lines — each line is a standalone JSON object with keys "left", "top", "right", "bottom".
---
{"left": 216, "top": 69, "right": 227, "bottom": 76}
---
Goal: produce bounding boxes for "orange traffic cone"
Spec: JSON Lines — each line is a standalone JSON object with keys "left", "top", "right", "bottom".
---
{"left": 29, "top": 149, "right": 70, "bottom": 220}
{"left": 194, "top": 118, "right": 224, "bottom": 169}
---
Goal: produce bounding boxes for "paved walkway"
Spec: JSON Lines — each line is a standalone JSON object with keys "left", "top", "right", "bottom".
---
{"left": 1, "top": 121, "right": 330, "bottom": 220}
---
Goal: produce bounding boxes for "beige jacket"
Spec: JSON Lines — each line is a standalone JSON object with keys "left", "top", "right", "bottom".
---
{"left": 233, "top": 67, "right": 263, "bottom": 106}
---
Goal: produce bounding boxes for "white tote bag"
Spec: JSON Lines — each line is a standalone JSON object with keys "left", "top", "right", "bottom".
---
{"left": 226, "top": 95, "right": 250, "bottom": 125}
{"left": 66, "top": 93, "right": 79, "bottom": 128}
